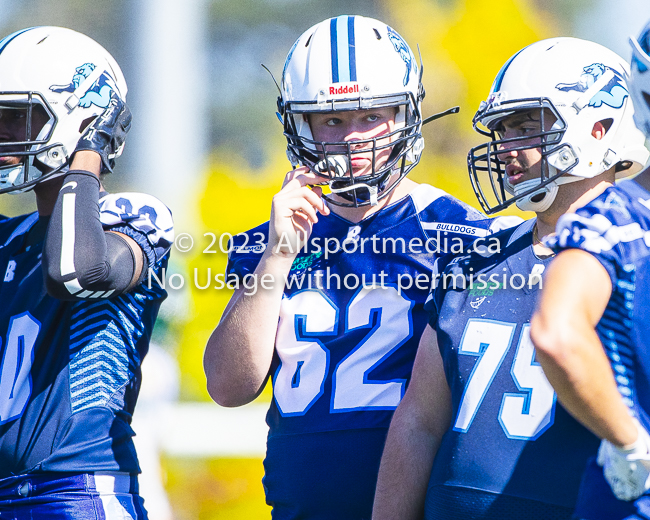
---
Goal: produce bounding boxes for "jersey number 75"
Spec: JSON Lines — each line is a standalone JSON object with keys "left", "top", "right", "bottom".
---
{"left": 454, "top": 319, "right": 556, "bottom": 441}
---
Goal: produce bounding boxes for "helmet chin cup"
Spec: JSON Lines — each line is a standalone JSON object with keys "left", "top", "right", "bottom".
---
{"left": 512, "top": 178, "right": 558, "bottom": 212}
{"left": 511, "top": 166, "right": 583, "bottom": 213}
{"left": 0, "top": 164, "right": 26, "bottom": 193}
{"left": 330, "top": 182, "right": 379, "bottom": 206}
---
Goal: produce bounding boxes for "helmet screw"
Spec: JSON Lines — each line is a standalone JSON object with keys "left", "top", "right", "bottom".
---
{"left": 319, "top": 90, "right": 325, "bottom": 95}
{"left": 363, "top": 86, "right": 370, "bottom": 92}
{"left": 560, "top": 152, "right": 570, "bottom": 162}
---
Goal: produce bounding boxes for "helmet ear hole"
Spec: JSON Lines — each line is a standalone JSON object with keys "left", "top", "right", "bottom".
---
{"left": 600, "top": 118, "right": 613, "bottom": 133}
{"left": 591, "top": 119, "right": 613, "bottom": 140}
{"left": 615, "top": 160, "right": 633, "bottom": 173}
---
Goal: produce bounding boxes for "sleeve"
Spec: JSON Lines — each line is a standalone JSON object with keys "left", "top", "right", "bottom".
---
{"left": 423, "top": 254, "right": 452, "bottom": 329}
{"left": 225, "top": 225, "right": 269, "bottom": 282}
{"left": 545, "top": 205, "right": 630, "bottom": 284}
{"left": 489, "top": 215, "right": 525, "bottom": 233}
{"left": 44, "top": 173, "right": 141, "bottom": 300}
{"left": 99, "top": 192, "right": 174, "bottom": 267}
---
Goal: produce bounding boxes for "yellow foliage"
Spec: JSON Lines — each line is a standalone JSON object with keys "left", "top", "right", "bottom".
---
{"left": 177, "top": 146, "right": 286, "bottom": 402}
{"left": 163, "top": 456, "right": 271, "bottom": 519}
{"left": 385, "top": 0, "right": 552, "bottom": 213}
{"left": 387, "top": 0, "right": 556, "bottom": 121}
{"left": 443, "top": 0, "right": 555, "bottom": 111}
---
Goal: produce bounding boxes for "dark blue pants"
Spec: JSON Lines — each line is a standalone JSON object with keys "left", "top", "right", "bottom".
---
{"left": 0, "top": 472, "right": 148, "bottom": 520}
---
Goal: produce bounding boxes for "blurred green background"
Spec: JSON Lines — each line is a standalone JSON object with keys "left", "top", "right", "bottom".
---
{"left": 1, "top": 0, "right": 648, "bottom": 518}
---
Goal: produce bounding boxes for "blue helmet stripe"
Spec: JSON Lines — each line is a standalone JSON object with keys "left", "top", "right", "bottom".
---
{"left": 330, "top": 16, "right": 358, "bottom": 84}
{"left": 330, "top": 18, "right": 339, "bottom": 83}
{"left": 633, "top": 55, "right": 648, "bottom": 73}
{"left": 493, "top": 47, "right": 526, "bottom": 92}
{"left": 335, "top": 16, "right": 351, "bottom": 83}
{"left": 0, "top": 27, "right": 37, "bottom": 56}
{"left": 348, "top": 16, "right": 357, "bottom": 81}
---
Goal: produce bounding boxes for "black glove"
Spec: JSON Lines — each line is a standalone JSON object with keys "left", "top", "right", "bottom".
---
{"left": 74, "top": 91, "right": 132, "bottom": 173}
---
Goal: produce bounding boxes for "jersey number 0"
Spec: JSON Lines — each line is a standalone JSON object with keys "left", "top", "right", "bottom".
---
{"left": 0, "top": 312, "right": 40, "bottom": 425}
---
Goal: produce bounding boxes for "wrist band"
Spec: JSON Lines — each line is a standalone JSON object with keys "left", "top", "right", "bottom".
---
{"left": 65, "top": 169, "right": 101, "bottom": 186}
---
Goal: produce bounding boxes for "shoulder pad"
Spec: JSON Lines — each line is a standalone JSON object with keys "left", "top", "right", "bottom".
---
{"left": 99, "top": 192, "right": 174, "bottom": 263}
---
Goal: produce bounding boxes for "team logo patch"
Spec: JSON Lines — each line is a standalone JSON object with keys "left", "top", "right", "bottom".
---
{"left": 469, "top": 296, "right": 487, "bottom": 309}
{"left": 234, "top": 244, "right": 266, "bottom": 254}
{"left": 468, "top": 282, "right": 504, "bottom": 297}
{"left": 49, "top": 63, "right": 116, "bottom": 109}
{"left": 424, "top": 222, "right": 490, "bottom": 237}
{"left": 387, "top": 26, "right": 415, "bottom": 86}
{"left": 290, "top": 251, "right": 323, "bottom": 274}
{"left": 555, "top": 63, "right": 628, "bottom": 109}
{"left": 3, "top": 260, "right": 16, "bottom": 282}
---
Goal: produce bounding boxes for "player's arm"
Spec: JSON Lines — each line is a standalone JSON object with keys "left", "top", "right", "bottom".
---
{"left": 43, "top": 94, "right": 145, "bottom": 300}
{"left": 530, "top": 249, "right": 637, "bottom": 446}
{"left": 203, "top": 168, "right": 330, "bottom": 407}
{"left": 372, "top": 325, "right": 452, "bottom": 520}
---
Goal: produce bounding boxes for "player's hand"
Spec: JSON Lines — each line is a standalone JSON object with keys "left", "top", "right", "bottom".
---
{"left": 267, "top": 166, "right": 330, "bottom": 258}
{"left": 73, "top": 91, "right": 132, "bottom": 173}
{"left": 598, "top": 419, "right": 650, "bottom": 501}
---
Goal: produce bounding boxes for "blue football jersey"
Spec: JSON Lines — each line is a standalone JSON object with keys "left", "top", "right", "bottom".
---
{"left": 226, "top": 184, "right": 517, "bottom": 519}
{"left": 549, "top": 179, "right": 650, "bottom": 520}
{"left": 0, "top": 192, "right": 173, "bottom": 478}
{"left": 424, "top": 219, "right": 599, "bottom": 519}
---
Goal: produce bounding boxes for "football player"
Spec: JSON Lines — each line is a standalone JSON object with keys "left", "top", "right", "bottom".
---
{"left": 530, "top": 21, "right": 650, "bottom": 520}
{"left": 203, "top": 15, "right": 516, "bottom": 519}
{"left": 373, "top": 37, "right": 648, "bottom": 520}
{"left": 0, "top": 27, "right": 173, "bottom": 519}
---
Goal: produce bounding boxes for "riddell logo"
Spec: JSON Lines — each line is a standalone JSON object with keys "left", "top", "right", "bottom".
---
{"left": 329, "top": 83, "right": 360, "bottom": 96}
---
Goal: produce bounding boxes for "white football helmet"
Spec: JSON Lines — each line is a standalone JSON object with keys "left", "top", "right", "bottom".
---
{"left": 630, "top": 22, "right": 650, "bottom": 137}
{"left": 468, "top": 37, "right": 649, "bottom": 214}
{"left": 279, "top": 15, "right": 424, "bottom": 207}
{"left": 0, "top": 26, "right": 127, "bottom": 194}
